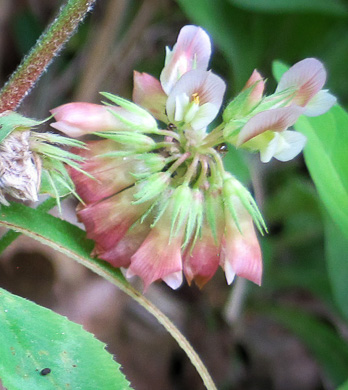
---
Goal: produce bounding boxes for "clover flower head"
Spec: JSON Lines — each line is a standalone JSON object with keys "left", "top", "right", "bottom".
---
{"left": 51, "top": 25, "right": 336, "bottom": 290}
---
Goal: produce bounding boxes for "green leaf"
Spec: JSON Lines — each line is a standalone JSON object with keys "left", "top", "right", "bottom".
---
{"left": 325, "top": 216, "right": 348, "bottom": 322}
{"left": 263, "top": 305, "right": 348, "bottom": 387}
{"left": 0, "top": 288, "right": 131, "bottom": 390}
{"left": 295, "top": 105, "right": 348, "bottom": 241}
{"left": 0, "top": 202, "right": 217, "bottom": 390}
{"left": 228, "top": 0, "right": 348, "bottom": 15}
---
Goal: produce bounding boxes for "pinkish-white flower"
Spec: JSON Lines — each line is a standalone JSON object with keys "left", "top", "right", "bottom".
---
{"left": 67, "top": 140, "right": 144, "bottom": 204}
{"left": 237, "top": 105, "right": 306, "bottom": 162}
{"left": 51, "top": 101, "right": 158, "bottom": 137}
{"left": 166, "top": 69, "right": 226, "bottom": 130}
{"left": 276, "top": 58, "right": 336, "bottom": 116}
{"left": 160, "top": 25, "right": 212, "bottom": 95}
{"left": 78, "top": 185, "right": 153, "bottom": 266}
{"left": 127, "top": 205, "right": 184, "bottom": 290}
{"left": 183, "top": 223, "right": 222, "bottom": 288}
{"left": 221, "top": 196, "right": 262, "bottom": 286}
{"left": 242, "top": 69, "right": 265, "bottom": 110}
{"left": 132, "top": 71, "right": 167, "bottom": 122}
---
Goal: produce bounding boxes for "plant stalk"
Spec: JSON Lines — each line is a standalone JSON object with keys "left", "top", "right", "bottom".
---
{"left": 0, "top": 0, "right": 96, "bottom": 113}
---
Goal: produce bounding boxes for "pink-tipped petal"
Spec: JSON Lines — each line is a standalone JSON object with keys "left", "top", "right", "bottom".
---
{"left": 96, "top": 221, "right": 151, "bottom": 268}
{"left": 68, "top": 140, "right": 139, "bottom": 204}
{"left": 78, "top": 186, "right": 151, "bottom": 253}
{"left": 184, "top": 233, "right": 221, "bottom": 289}
{"left": 304, "top": 90, "right": 337, "bottom": 116}
{"left": 276, "top": 58, "right": 326, "bottom": 106}
{"left": 128, "top": 208, "right": 184, "bottom": 290}
{"left": 166, "top": 69, "right": 226, "bottom": 128}
{"left": 160, "top": 25, "right": 212, "bottom": 94}
{"left": 222, "top": 199, "right": 262, "bottom": 285}
{"left": 51, "top": 102, "right": 153, "bottom": 136}
{"left": 132, "top": 71, "right": 168, "bottom": 122}
{"left": 243, "top": 69, "right": 265, "bottom": 107}
{"left": 237, "top": 105, "right": 304, "bottom": 146}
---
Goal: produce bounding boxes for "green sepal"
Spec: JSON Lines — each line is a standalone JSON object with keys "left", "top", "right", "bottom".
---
{"left": 40, "top": 160, "right": 75, "bottom": 198}
{"left": 95, "top": 131, "right": 156, "bottom": 149}
{"left": 205, "top": 185, "right": 225, "bottom": 244}
{"left": 0, "top": 112, "right": 46, "bottom": 143}
{"left": 170, "top": 185, "right": 193, "bottom": 239}
{"left": 223, "top": 174, "right": 267, "bottom": 234}
{"left": 183, "top": 188, "right": 204, "bottom": 249}
{"left": 100, "top": 92, "right": 158, "bottom": 133}
{"left": 133, "top": 172, "right": 171, "bottom": 204}
{"left": 222, "top": 84, "right": 259, "bottom": 123}
{"left": 131, "top": 154, "right": 167, "bottom": 179}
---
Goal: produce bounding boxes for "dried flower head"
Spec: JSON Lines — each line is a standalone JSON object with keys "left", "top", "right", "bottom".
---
{"left": 0, "top": 111, "right": 85, "bottom": 207}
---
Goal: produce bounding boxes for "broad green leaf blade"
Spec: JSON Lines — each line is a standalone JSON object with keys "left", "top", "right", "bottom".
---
{"left": 325, "top": 217, "right": 348, "bottom": 322}
{"left": 228, "top": 0, "right": 348, "bottom": 15}
{"left": 0, "top": 287, "right": 131, "bottom": 390}
{"left": 295, "top": 105, "right": 348, "bottom": 241}
{"left": 0, "top": 202, "right": 217, "bottom": 390}
{"left": 263, "top": 306, "right": 348, "bottom": 387}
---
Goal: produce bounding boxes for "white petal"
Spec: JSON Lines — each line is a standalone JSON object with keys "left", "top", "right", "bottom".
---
{"left": 224, "top": 260, "right": 236, "bottom": 285}
{"left": 304, "top": 90, "right": 337, "bottom": 117}
{"left": 163, "top": 270, "right": 183, "bottom": 289}
{"left": 260, "top": 133, "right": 279, "bottom": 163}
{"left": 274, "top": 130, "right": 307, "bottom": 161}
{"left": 184, "top": 103, "right": 200, "bottom": 123}
{"left": 190, "top": 103, "right": 217, "bottom": 130}
{"left": 172, "top": 93, "right": 189, "bottom": 122}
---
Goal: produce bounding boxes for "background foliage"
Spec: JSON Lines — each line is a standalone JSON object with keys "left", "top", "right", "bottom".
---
{"left": 1, "top": 0, "right": 348, "bottom": 389}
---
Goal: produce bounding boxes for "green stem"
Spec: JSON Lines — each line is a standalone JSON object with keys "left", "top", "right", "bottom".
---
{"left": 0, "top": 0, "right": 97, "bottom": 113}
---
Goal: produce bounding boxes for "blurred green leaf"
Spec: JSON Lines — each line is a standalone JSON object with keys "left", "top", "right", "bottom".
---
{"left": 338, "top": 379, "right": 348, "bottom": 390}
{"left": 0, "top": 287, "right": 131, "bottom": 390}
{"left": 295, "top": 105, "right": 348, "bottom": 241}
{"left": 272, "top": 60, "right": 289, "bottom": 82}
{"left": 228, "top": 0, "right": 348, "bottom": 15}
{"left": 224, "top": 148, "right": 250, "bottom": 185}
{"left": 325, "top": 217, "right": 348, "bottom": 322}
{"left": 263, "top": 305, "right": 348, "bottom": 387}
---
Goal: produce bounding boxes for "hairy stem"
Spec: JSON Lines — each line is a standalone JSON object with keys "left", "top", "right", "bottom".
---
{"left": 0, "top": 0, "right": 97, "bottom": 113}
